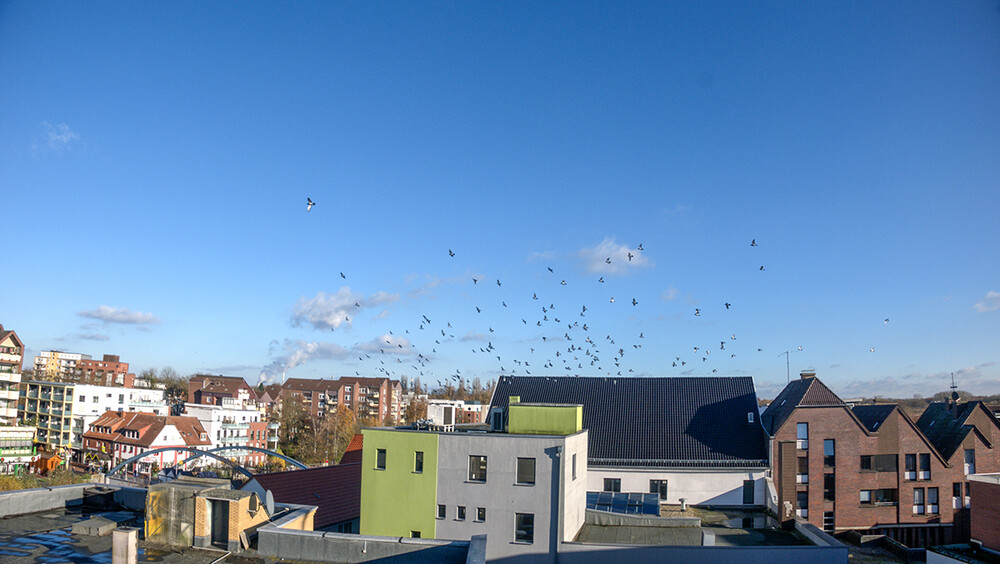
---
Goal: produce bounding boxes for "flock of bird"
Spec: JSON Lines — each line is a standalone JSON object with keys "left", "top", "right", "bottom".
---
{"left": 302, "top": 197, "right": 886, "bottom": 390}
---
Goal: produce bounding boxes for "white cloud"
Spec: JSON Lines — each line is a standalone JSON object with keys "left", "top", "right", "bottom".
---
{"left": 291, "top": 287, "right": 399, "bottom": 330}
{"left": 973, "top": 291, "right": 1000, "bottom": 313}
{"left": 461, "top": 332, "right": 489, "bottom": 342}
{"left": 660, "top": 286, "right": 678, "bottom": 301}
{"left": 578, "top": 238, "right": 651, "bottom": 275}
{"left": 38, "top": 121, "right": 79, "bottom": 150}
{"left": 78, "top": 305, "right": 160, "bottom": 325}
{"left": 526, "top": 250, "right": 557, "bottom": 263}
{"left": 76, "top": 333, "right": 110, "bottom": 341}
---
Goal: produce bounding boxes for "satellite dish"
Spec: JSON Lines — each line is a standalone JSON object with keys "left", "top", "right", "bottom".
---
{"left": 265, "top": 489, "right": 274, "bottom": 515}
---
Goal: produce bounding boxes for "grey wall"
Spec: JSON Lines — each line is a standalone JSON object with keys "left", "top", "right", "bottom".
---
{"left": 553, "top": 543, "right": 848, "bottom": 564}
{"left": 257, "top": 527, "right": 471, "bottom": 563}
{"left": 0, "top": 484, "right": 93, "bottom": 517}
{"left": 435, "top": 431, "right": 587, "bottom": 562}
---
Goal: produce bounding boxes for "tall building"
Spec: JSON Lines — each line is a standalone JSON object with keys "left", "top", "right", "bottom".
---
{"left": 33, "top": 350, "right": 92, "bottom": 380}
{"left": 184, "top": 400, "right": 278, "bottom": 466}
{"left": 278, "top": 376, "right": 402, "bottom": 423}
{"left": 0, "top": 324, "right": 25, "bottom": 425}
{"left": 71, "top": 355, "right": 135, "bottom": 387}
{"left": 762, "top": 371, "right": 1000, "bottom": 547}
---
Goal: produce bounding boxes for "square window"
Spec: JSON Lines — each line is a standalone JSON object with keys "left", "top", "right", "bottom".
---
{"left": 469, "top": 455, "right": 487, "bottom": 482}
{"left": 477, "top": 507, "right": 486, "bottom": 522}
{"left": 414, "top": 451, "right": 424, "bottom": 473}
{"left": 650, "top": 479, "right": 668, "bottom": 500}
{"left": 860, "top": 490, "right": 872, "bottom": 504}
{"left": 860, "top": 455, "right": 872, "bottom": 471}
{"left": 603, "top": 478, "right": 621, "bottom": 493}
{"left": 376, "top": 448, "right": 386, "bottom": 470}
{"left": 515, "top": 513, "right": 534, "bottom": 544}
{"left": 411, "top": 531, "right": 421, "bottom": 538}
{"left": 457, "top": 506, "right": 466, "bottom": 520}
{"left": 437, "top": 504, "right": 446, "bottom": 519}
{"left": 516, "top": 457, "right": 536, "bottom": 485}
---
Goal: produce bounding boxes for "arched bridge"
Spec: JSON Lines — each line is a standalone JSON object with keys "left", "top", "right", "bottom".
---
{"left": 107, "top": 446, "right": 307, "bottom": 479}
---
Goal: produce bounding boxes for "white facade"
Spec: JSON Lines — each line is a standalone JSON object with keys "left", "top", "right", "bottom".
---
{"left": 34, "top": 350, "right": 91, "bottom": 377}
{"left": 116, "top": 423, "right": 209, "bottom": 473}
{"left": 0, "top": 349, "right": 22, "bottom": 425}
{"left": 435, "top": 430, "right": 589, "bottom": 562}
{"left": 184, "top": 402, "right": 263, "bottom": 463}
{"left": 586, "top": 466, "right": 768, "bottom": 506}
{"left": 70, "top": 384, "right": 167, "bottom": 449}
{"left": 0, "top": 426, "right": 35, "bottom": 474}
{"left": 427, "top": 399, "right": 486, "bottom": 426}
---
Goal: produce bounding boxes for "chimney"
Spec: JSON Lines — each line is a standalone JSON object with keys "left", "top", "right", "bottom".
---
{"left": 800, "top": 370, "right": 816, "bottom": 380}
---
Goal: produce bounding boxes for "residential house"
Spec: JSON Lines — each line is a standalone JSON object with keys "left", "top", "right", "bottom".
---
{"left": 81, "top": 410, "right": 211, "bottom": 475}
{"left": 488, "top": 375, "right": 770, "bottom": 507}
{"left": 184, "top": 400, "right": 278, "bottom": 466}
{"left": 0, "top": 324, "right": 25, "bottom": 425}
{"left": 187, "top": 374, "right": 257, "bottom": 407}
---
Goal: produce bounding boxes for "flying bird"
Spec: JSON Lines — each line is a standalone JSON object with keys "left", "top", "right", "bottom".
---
{"left": 561, "top": 280, "right": 567, "bottom": 286}
{"left": 694, "top": 309, "right": 701, "bottom": 316}
{"left": 306, "top": 197, "right": 315, "bottom": 211}
{"left": 449, "top": 249, "right": 455, "bottom": 257}
{"left": 869, "top": 347, "right": 876, "bottom": 352}
{"left": 759, "top": 266, "right": 765, "bottom": 271}
{"left": 884, "top": 318, "right": 889, "bottom": 324}
{"left": 599, "top": 277, "right": 604, "bottom": 283}
{"left": 340, "top": 272, "right": 346, "bottom": 279}
{"left": 632, "top": 298, "right": 638, "bottom": 306}
{"left": 547, "top": 267, "right": 554, "bottom": 273}
{"left": 751, "top": 239, "right": 757, "bottom": 247}
{"left": 725, "top": 303, "right": 731, "bottom": 309}
{"left": 627, "top": 252, "right": 633, "bottom": 262}
{"left": 637, "top": 243, "right": 643, "bottom": 251}
{"left": 609, "top": 297, "right": 615, "bottom": 303}
{"left": 605, "top": 257, "right": 611, "bottom": 264}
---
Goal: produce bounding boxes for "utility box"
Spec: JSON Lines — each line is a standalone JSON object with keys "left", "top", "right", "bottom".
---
{"left": 145, "top": 478, "right": 230, "bottom": 546}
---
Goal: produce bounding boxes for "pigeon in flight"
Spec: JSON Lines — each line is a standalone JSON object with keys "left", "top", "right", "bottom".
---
{"left": 609, "top": 297, "right": 615, "bottom": 303}
{"left": 725, "top": 303, "right": 731, "bottom": 309}
{"left": 637, "top": 243, "right": 643, "bottom": 251}
{"left": 561, "top": 280, "right": 567, "bottom": 286}
{"left": 694, "top": 309, "right": 701, "bottom": 316}
{"left": 340, "top": 272, "right": 346, "bottom": 279}
{"left": 884, "top": 318, "right": 889, "bottom": 324}
{"left": 632, "top": 298, "right": 638, "bottom": 306}
{"left": 599, "top": 277, "right": 604, "bottom": 283}
{"left": 307, "top": 198, "right": 315, "bottom": 211}
{"left": 605, "top": 257, "right": 611, "bottom": 264}
{"left": 449, "top": 249, "right": 455, "bottom": 257}
{"left": 751, "top": 239, "right": 757, "bottom": 247}
{"left": 497, "top": 279, "right": 502, "bottom": 287}
{"left": 627, "top": 252, "right": 633, "bottom": 262}
{"left": 869, "top": 347, "right": 876, "bottom": 352}
{"left": 547, "top": 267, "right": 554, "bottom": 273}
{"left": 759, "top": 266, "right": 765, "bottom": 271}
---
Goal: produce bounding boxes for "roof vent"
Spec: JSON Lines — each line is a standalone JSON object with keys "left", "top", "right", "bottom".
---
{"left": 800, "top": 371, "right": 816, "bottom": 380}
{"left": 747, "top": 412, "right": 754, "bottom": 424}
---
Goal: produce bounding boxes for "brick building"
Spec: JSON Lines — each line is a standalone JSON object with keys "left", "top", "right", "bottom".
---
{"left": 277, "top": 377, "right": 401, "bottom": 423}
{"left": 72, "top": 355, "right": 135, "bottom": 387}
{"left": 187, "top": 375, "right": 256, "bottom": 406}
{"left": 762, "top": 371, "right": 1000, "bottom": 547}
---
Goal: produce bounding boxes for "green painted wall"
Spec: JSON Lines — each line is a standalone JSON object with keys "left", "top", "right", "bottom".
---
{"left": 507, "top": 404, "right": 582, "bottom": 435}
{"left": 360, "top": 429, "right": 439, "bottom": 538}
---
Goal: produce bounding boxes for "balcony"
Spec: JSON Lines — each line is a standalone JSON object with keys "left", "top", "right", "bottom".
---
{"left": 266, "top": 422, "right": 279, "bottom": 430}
{"left": 221, "top": 422, "right": 250, "bottom": 430}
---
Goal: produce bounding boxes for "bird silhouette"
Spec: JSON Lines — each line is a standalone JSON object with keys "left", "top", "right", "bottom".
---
{"left": 473, "top": 278, "right": 478, "bottom": 284}
{"left": 605, "top": 257, "right": 611, "bottom": 264}
{"left": 751, "top": 239, "right": 757, "bottom": 247}
{"left": 632, "top": 298, "right": 638, "bottom": 306}
{"left": 694, "top": 309, "right": 701, "bottom": 316}
{"left": 340, "top": 272, "right": 346, "bottom": 279}
{"left": 547, "top": 267, "right": 554, "bottom": 273}
{"left": 884, "top": 318, "right": 889, "bottom": 324}
{"left": 449, "top": 249, "right": 455, "bottom": 257}
{"left": 561, "top": 280, "right": 567, "bottom": 286}
{"left": 627, "top": 252, "right": 633, "bottom": 262}
{"left": 725, "top": 303, "right": 731, "bottom": 309}
{"left": 637, "top": 243, "right": 643, "bottom": 251}
{"left": 759, "top": 266, "right": 765, "bottom": 271}
{"left": 869, "top": 347, "right": 875, "bottom": 352}
{"left": 609, "top": 297, "right": 615, "bottom": 303}
{"left": 496, "top": 279, "right": 502, "bottom": 287}
{"left": 599, "top": 277, "right": 604, "bottom": 283}
{"left": 306, "top": 198, "right": 315, "bottom": 211}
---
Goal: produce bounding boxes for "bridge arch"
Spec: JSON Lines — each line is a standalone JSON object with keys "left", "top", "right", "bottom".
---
{"left": 107, "top": 446, "right": 253, "bottom": 478}
{"left": 180, "top": 446, "right": 308, "bottom": 470}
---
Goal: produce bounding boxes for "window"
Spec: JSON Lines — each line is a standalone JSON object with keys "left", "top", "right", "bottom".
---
{"left": 824, "top": 440, "right": 835, "bottom": 467}
{"left": 860, "top": 490, "right": 872, "bottom": 504}
{"left": 515, "top": 513, "right": 534, "bottom": 544}
{"left": 824, "top": 474, "right": 835, "bottom": 501}
{"left": 78, "top": 395, "right": 84, "bottom": 402}
{"left": 650, "top": 480, "right": 668, "bottom": 501}
{"left": 796, "top": 423, "right": 809, "bottom": 449}
{"left": 516, "top": 458, "right": 536, "bottom": 485}
{"left": 437, "top": 504, "right": 446, "bottom": 519}
{"left": 928, "top": 487, "right": 939, "bottom": 514}
{"left": 469, "top": 455, "right": 487, "bottom": 482}
{"left": 457, "top": 506, "right": 466, "bottom": 520}
{"left": 743, "top": 480, "right": 754, "bottom": 504}
{"left": 376, "top": 448, "right": 386, "bottom": 470}
{"left": 904, "top": 454, "right": 917, "bottom": 480}
{"left": 118, "top": 394, "right": 124, "bottom": 404}
{"left": 796, "top": 491, "right": 809, "bottom": 518}
{"left": 476, "top": 507, "right": 486, "bottom": 522}
{"left": 572, "top": 453, "right": 577, "bottom": 480}
{"left": 873, "top": 454, "right": 898, "bottom": 472}
{"left": 862, "top": 489, "right": 898, "bottom": 506}
{"left": 953, "top": 482, "right": 963, "bottom": 509}
{"left": 797, "top": 457, "right": 809, "bottom": 483}
{"left": 414, "top": 451, "right": 424, "bottom": 473}
{"left": 860, "top": 455, "right": 872, "bottom": 471}
{"left": 603, "top": 478, "right": 621, "bottom": 492}
{"left": 919, "top": 453, "right": 931, "bottom": 480}
{"left": 964, "top": 449, "right": 975, "bottom": 475}
{"left": 93, "top": 396, "right": 99, "bottom": 403}
{"left": 913, "top": 488, "right": 925, "bottom": 515}
{"left": 822, "top": 511, "right": 834, "bottom": 532}
{"left": 411, "top": 531, "right": 421, "bottom": 538}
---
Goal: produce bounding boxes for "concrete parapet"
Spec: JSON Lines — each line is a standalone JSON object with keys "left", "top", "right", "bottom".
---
{"left": 466, "top": 534, "right": 486, "bottom": 564}
{"left": 585, "top": 509, "right": 701, "bottom": 528}
{"left": 257, "top": 527, "right": 471, "bottom": 563}
{"left": 0, "top": 484, "right": 93, "bottom": 518}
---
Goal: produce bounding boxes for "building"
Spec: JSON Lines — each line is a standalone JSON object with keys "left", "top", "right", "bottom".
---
{"left": 0, "top": 426, "right": 35, "bottom": 474}
{"left": 488, "top": 376, "right": 770, "bottom": 507}
{"left": 82, "top": 410, "right": 211, "bottom": 475}
{"left": 762, "top": 371, "right": 1000, "bottom": 546}
{"left": 278, "top": 376, "right": 402, "bottom": 423}
{"left": 17, "top": 381, "right": 167, "bottom": 456}
{"left": 183, "top": 401, "right": 278, "bottom": 466}
{"left": 360, "top": 402, "right": 588, "bottom": 562}
{"left": 33, "top": 350, "right": 92, "bottom": 380}
{"left": 427, "top": 399, "right": 486, "bottom": 426}
{"left": 240, "top": 462, "right": 362, "bottom": 532}
{"left": 187, "top": 374, "right": 257, "bottom": 407}
{"left": 0, "top": 324, "right": 25, "bottom": 425}
{"left": 70, "top": 355, "right": 135, "bottom": 387}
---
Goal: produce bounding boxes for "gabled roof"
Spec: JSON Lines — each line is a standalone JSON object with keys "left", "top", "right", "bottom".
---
{"left": 916, "top": 401, "right": 998, "bottom": 460}
{"left": 489, "top": 376, "right": 768, "bottom": 468}
{"left": 851, "top": 404, "right": 897, "bottom": 432}
{"left": 340, "top": 434, "right": 363, "bottom": 464}
{"left": 83, "top": 411, "right": 210, "bottom": 448}
{"left": 761, "top": 377, "right": 845, "bottom": 435}
{"left": 0, "top": 324, "right": 23, "bottom": 348}
{"left": 240, "top": 463, "right": 361, "bottom": 529}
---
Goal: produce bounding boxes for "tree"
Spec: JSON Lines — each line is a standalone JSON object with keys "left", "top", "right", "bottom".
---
{"left": 413, "top": 376, "right": 422, "bottom": 396}
{"left": 400, "top": 375, "right": 409, "bottom": 393}
{"left": 404, "top": 398, "right": 427, "bottom": 423}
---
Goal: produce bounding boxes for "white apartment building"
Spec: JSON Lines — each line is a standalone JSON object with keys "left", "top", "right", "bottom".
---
{"left": 34, "top": 350, "right": 92, "bottom": 379}
{"left": 184, "top": 399, "right": 274, "bottom": 465}
{"left": 0, "top": 325, "right": 25, "bottom": 425}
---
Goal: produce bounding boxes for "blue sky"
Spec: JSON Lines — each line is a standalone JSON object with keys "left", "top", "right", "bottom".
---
{"left": 2, "top": 1, "right": 998, "bottom": 399}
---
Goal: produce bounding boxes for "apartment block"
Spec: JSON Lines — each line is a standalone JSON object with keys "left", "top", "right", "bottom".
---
{"left": 427, "top": 399, "right": 486, "bottom": 425}
{"left": 360, "top": 403, "right": 588, "bottom": 562}
{"left": 0, "top": 426, "right": 35, "bottom": 475}
{"left": 0, "top": 324, "right": 25, "bottom": 425}
{"left": 184, "top": 401, "right": 278, "bottom": 466}
{"left": 187, "top": 375, "right": 258, "bottom": 407}
{"left": 71, "top": 355, "right": 135, "bottom": 387}
{"left": 34, "top": 350, "right": 92, "bottom": 380}
{"left": 279, "top": 377, "right": 402, "bottom": 423}
{"left": 762, "top": 371, "right": 1000, "bottom": 547}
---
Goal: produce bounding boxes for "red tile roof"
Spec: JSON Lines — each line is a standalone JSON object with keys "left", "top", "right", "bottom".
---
{"left": 241, "top": 463, "right": 361, "bottom": 529}
{"left": 83, "top": 411, "right": 210, "bottom": 447}
{"left": 340, "top": 434, "right": 363, "bottom": 464}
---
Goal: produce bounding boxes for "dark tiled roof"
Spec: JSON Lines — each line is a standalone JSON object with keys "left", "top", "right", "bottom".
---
{"left": 761, "top": 377, "right": 845, "bottom": 435}
{"left": 916, "top": 402, "right": 980, "bottom": 460}
{"left": 852, "top": 404, "right": 898, "bottom": 433}
{"left": 489, "top": 376, "right": 768, "bottom": 468}
{"left": 241, "top": 463, "right": 361, "bottom": 529}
